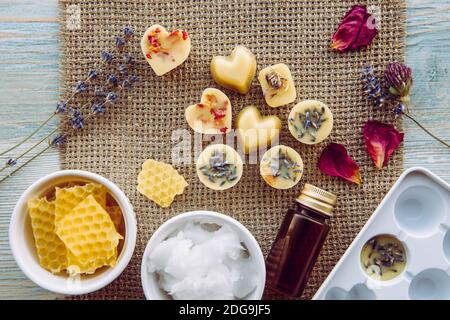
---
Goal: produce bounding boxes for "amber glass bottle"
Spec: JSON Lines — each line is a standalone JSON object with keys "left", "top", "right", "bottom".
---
{"left": 265, "top": 183, "right": 337, "bottom": 297}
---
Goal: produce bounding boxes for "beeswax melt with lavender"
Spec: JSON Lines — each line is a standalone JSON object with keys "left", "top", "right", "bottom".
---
{"left": 260, "top": 145, "right": 303, "bottom": 189}
{"left": 288, "top": 100, "right": 333, "bottom": 145}
{"left": 185, "top": 88, "right": 232, "bottom": 134}
{"left": 360, "top": 235, "right": 407, "bottom": 281}
{"left": 211, "top": 46, "right": 256, "bottom": 94}
{"left": 196, "top": 144, "right": 243, "bottom": 190}
{"left": 141, "top": 24, "right": 191, "bottom": 76}
{"left": 258, "top": 64, "right": 296, "bottom": 108}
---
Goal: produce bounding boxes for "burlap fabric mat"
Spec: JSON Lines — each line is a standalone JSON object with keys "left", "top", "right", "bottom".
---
{"left": 59, "top": 0, "right": 406, "bottom": 299}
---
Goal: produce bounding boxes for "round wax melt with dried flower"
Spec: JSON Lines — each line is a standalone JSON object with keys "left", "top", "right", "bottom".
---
{"left": 288, "top": 100, "right": 333, "bottom": 145}
{"left": 196, "top": 144, "right": 243, "bottom": 191}
{"left": 260, "top": 145, "right": 303, "bottom": 190}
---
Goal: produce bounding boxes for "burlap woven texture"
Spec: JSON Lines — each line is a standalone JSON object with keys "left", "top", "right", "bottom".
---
{"left": 59, "top": 0, "right": 406, "bottom": 299}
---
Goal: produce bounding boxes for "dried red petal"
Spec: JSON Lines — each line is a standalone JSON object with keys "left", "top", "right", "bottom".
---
{"left": 331, "top": 5, "right": 378, "bottom": 53}
{"left": 362, "top": 120, "right": 404, "bottom": 170}
{"left": 219, "top": 127, "right": 228, "bottom": 133}
{"left": 210, "top": 108, "right": 226, "bottom": 120}
{"left": 182, "top": 30, "right": 188, "bottom": 40}
{"left": 318, "top": 143, "right": 361, "bottom": 185}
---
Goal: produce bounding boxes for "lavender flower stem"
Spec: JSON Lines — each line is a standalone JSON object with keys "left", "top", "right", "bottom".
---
{"left": 0, "top": 144, "right": 53, "bottom": 184}
{"left": 0, "top": 127, "right": 60, "bottom": 173}
{"left": 403, "top": 112, "right": 450, "bottom": 148}
{"left": 0, "top": 113, "right": 57, "bottom": 156}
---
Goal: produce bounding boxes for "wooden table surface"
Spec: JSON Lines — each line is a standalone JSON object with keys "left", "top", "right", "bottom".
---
{"left": 0, "top": 0, "right": 448, "bottom": 299}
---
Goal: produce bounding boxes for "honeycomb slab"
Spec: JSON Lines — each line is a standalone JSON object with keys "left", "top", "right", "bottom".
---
{"left": 185, "top": 88, "right": 232, "bottom": 134}
{"left": 258, "top": 63, "right": 296, "bottom": 108}
{"left": 28, "top": 197, "right": 68, "bottom": 273}
{"left": 211, "top": 46, "right": 256, "bottom": 94}
{"left": 56, "top": 195, "right": 122, "bottom": 275}
{"left": 141, "top": 24, "right": 191, "bottom": 76}
{"left": 236, "top": 106, "right": 281, "bottom": 154}
{"left": 137, "top": 159, "right": 188, "bottom": 208}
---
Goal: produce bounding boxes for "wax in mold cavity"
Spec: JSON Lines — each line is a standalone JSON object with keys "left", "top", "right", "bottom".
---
{"left": 409, "top": 268, "right": 450, "bottom": 300}
{"left": 211, "top": 46, "right": 256, "bottom": 94}
{"left": 360, "top": 234, "right": 407, "bottom": 281}
{"left": 258, "top": 63, "right": 296, "bottom": 107}
{"left": 394, "top": 185, "right": 445, "bottom": 238}
{"left": 288, "top": 100, "right": 333, "bottom": 145}
{"left": 346, "top": 283, "right": 376, "bottom": 300}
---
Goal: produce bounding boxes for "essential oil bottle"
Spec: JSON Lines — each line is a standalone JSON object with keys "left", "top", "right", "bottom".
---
{"left": 265, "top": 183, "right": 337, "bottom": 297}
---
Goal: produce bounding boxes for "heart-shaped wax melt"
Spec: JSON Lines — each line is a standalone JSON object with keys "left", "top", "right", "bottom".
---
{"left": 140, "top": 24, "right": 191, "bottom": 76}
{"left": 211, "top": 46, "right": 256, "bottom": 94}
{"left": 236, "top": 106, "right": 281, "bottom": 154}
{"left": 185, "top": 88, "right": 232, "bottom": 134}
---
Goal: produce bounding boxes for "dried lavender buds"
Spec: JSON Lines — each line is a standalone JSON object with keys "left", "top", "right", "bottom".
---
{"left": 360, "top": 235, "right": 407, "bottom": 281}
{"left": 196, "top": 144, "right": 243, "bottom": 191}
{"left": 288, "top": 100, "right": 333, "bottom": 145}
{"left": 260, "top": 145, "right": 304, "bottom": 190}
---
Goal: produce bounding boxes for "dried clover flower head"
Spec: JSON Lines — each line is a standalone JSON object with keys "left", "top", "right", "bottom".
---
{"left": 384, "top": 62, "right": 413, "bottom": 103}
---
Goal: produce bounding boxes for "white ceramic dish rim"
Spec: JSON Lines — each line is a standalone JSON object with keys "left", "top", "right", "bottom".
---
{"left": 141, "top": 210, "right": 266, "bottom": 300}
{"left": 9, "top": 169, "right": 137, "bottom": 295}
{"left": 313, "top": 166, "right": 450, "bottom": 300}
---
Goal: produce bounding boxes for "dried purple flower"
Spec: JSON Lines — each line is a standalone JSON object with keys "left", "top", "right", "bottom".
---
{"left": 74, "top": 81, "right": 87, "bottom": 94}
{"left": 106, "top": 92, "right": 118, "bottom": 103}
{"left": 50, "top": 135, "right": 65, "bottom": 147}
{"left": 101, "top": 50, "right": 114, "bottom": 63}
{"left": 118, "top": 64, "right": 128, "bottom": 75}
{"left": 384, "top": 62, "right": 413, "bottom": 103}
{"left": 6, "top": 158, "right": 17, "bottom": 167}
{"left": 123, "top": 53, "right": 133, "bottom": 64}
{"left": 91, "top": 103, "right": 106, "bottom": 114}
{"left": 121, "top": 79, "right": 132, "bottom": 90}
{"left": 55, "top": 101, "right": 67, "bottom": 114}
{"left": 115, "top": 36, "right": 126, "bottom": 49}
{"left": 87, "top": 69, "right": 98, "bottom": 80}
{"left": 69, "top": 108, "right": 84, "bottom": 129}
{"left": 94, "top": 87, "right": 107, "bottom": 98}
{"left": 393, "top": 103, "right": 406, "bottom": 117}
{"left": 106, "top": 74, "right": 118, "bottom": 87}
{"left": 123, "top": 25, "right": 134, "bottom": 39}
{"left": 128, "top": 74, "right": 138, "bottom": 83}
{"left": 362, "top": 64, "right": 385, "bottom": 109}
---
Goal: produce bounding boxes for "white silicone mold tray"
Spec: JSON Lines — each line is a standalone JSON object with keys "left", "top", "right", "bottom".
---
{"left": 314, "top": 167, "right": 450, "bottom": 300}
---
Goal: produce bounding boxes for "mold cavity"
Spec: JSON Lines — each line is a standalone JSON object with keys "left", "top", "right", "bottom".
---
{"left": 360, "top": 234, "right": 407, "bottom": 281}
{"left": 443, "top": 230, "right": 450, "bottom": 263}
{"left": 394, "top": 185, "right": 445, "bottom": 238}
{"left": 409, "top": 269, "right": 450, "bottom": 300}
{"left": 324, "top": 284, "right": 375, "bottom": 300}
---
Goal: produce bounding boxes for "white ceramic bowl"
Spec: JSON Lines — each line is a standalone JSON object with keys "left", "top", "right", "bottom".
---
{"left": 141, "top": 211, "right": 266, "bottom": 300}
{"left": 9, "top": 170, "right": 137, "bottom": 295}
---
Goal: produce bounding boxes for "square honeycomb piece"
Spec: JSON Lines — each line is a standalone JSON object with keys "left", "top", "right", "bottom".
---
{"left": 137, "top": 159, "right": 188, "bottom": 208}
{"left": 28, "top": 197, "right": 68, "bottom": 273}
{"left": 54, "top": 183, "right": 107, "bottom": 225}
{"left": 56, "top": 195, "right": 122, "bottom": 275}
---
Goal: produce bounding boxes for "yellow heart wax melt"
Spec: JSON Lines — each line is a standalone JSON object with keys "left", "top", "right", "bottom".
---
{"left": 185, "top": 88, "right": 232, "bottom": 134}
{"left": 236, "top": 106, "right": 281, "bottom": 154}
{"left": 258, "top": 63, "right": 296, "bottom": 108}
{"left": 288, "top": 100, "right": 333, "bottom": 145}
{"left": 210, "top": 46, "right": 257, "bottom": 94}
{"left": 196, "top": 144, "right": 243, "bottom": 191}
{"left": 141, "top": 24, "right": 191, "bottom": 76}
{"left": 260, "top": 145, "right": 304, "bottom": 190}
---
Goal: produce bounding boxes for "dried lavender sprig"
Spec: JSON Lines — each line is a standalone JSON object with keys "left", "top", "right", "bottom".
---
{"left": 362, "top": 64, "right": 386, "bottom": 109}
{"left": 0, "top": 26, "right": 135, "bottom": 157}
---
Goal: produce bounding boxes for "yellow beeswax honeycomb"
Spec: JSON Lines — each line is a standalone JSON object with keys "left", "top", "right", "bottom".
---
{"left": 28, "top": 197, "right": 68, "bottom": 273}
{"left": 54, "top": 183, "right": 107, "bottom": 226}
{"left": 56, "top": 195, "right": 122, "bottom": 275}
{"left": 106, "top": 206, "right": 122, "bottom": 231}
{"left": 137, "top": 159, "right": 188, "bottom": 208}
